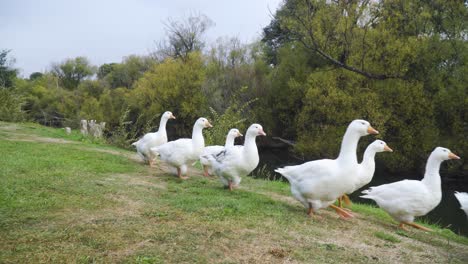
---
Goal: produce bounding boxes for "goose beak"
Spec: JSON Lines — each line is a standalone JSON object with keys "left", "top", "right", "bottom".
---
{"left": 384, "top": 145, "right": 393, "bottom": 152}
{"left": 448, "top": 152, "right": 460, "bottom": 160}
{"left": 205, "top": 121, "right": 213, "bottom": 128}
{"left": 258, "top": 129, "right": 266, "bottom": 136}
{"left": 367, "top": 126, "right": 379, "bottom": 135}
{"left": 237, "top": 132, "right": 243, "bottom": 137}
{"left": 170, "top": 114, "right": 176, "bottom": 119}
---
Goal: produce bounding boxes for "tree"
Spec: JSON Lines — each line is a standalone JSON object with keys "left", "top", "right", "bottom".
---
{"left": 264, "top": 0, "right": 467, "bottom": 173}
{"left": 154, "top": 13, "right": 214, "bottom": 61}
{"left": 51, "top": 57, "right": 95, "bottom": 89}
{"left": 29, "top": 72, "right": 43, "bottom": 81}
{"left": 128, "top": 52, "right": 208, "bottom": 135}
{"left": 0, "top": 49, "right": 18, "bottom": 88}
{"left": 98, "top": 56, "right": 154, "bottom": 89}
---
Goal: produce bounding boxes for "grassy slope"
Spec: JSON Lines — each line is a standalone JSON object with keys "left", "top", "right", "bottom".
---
{"left": 0, "top": 122, "right": 467, "bottom": 263}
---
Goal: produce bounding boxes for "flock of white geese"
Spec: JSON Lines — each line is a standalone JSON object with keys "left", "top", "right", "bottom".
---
{"left": 132, "top": 111, "right": 466, "bottom": 232}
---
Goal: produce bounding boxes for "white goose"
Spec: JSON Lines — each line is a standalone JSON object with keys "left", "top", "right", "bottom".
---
{"left": 151, "top": 117, "right": 212, "bottom": 179}
{"left": 275, "top": 120, "right": 379, "bottom": 218}
{"left": 132, "top": 111, "right": 176, "bottom": 167}
{"left": 454, "top": 192, "right": 468, "bottom": 219}
{"left": 338, "top": 140, "right": 393, "bottom": 207}
{"left": 199, "top": 128, "right": 243, "bottom": 177}
{"left": 204, "top": 124, "right": 266, "bottom": 191}
{"left": 361, "top": 147, "right": 460, "bottom": 231}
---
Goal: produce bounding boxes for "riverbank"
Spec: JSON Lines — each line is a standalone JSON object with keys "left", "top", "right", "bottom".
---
{"left": 1, "top": 122, "right": 467, "bottom": 263}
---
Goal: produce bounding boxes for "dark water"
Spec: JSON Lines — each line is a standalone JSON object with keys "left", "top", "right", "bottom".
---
{"left": 255, "top": 148, "right": 468, "bottom": 236}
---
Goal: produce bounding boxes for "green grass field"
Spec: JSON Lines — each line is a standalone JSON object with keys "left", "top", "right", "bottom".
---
{"left": 1, "top": 122, "right": 467, "bottom": 263}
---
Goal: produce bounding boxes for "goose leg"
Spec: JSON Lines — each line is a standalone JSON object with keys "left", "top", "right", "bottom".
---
{"left": 228, "top": 181, "right": 233, "bottom": 191}
{"left": 342, "top": 194, "right": 352, "bottom": 207}
{"left": 403, "top": 222, "right": 432, "bottom": 232}
{"left": 338, "top": 197, "right": 343, "bottom": 208}
{"left": 329, "top": 204, "right": 354, "bottom": 219}
{"left": 203, "top": 165, "right": 210, "bottom": 177}
{"left": 307, "top": 203, "right": 313, "bottom": 217}
{"left": 398, "top": 222, "right": 410, "bottom": 231}
{"left": 178, "top": 167, "right": 188, "bottom": 180}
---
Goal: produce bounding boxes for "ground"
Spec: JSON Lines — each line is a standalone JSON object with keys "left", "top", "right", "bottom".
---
{"left": 0, "top": 122, "right": 467, "bottom": 263}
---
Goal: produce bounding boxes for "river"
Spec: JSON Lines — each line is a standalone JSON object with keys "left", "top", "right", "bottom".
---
{"left": 255, "top": 147, "right": 468, "bottom": 236}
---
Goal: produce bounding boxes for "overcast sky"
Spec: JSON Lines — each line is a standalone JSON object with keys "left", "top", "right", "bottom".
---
{"left": 1, "top": 0, "right": 283, "bottom": 77}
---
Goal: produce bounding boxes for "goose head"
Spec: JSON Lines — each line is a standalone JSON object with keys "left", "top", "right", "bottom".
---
{"left": 349, "top": 119, "right": 379, "bottom": 136}
{"left": 162, "top": 111, "right": 176, "bottom": 120}
{"left": 228, "top": 128, "right": 243, "bottom": 138}
{"left": 432, "top": 147, "right": 460, "bottom": 161}
{"left": 246, "top": 124, "right": 266, "bottom": 137}
{"left": 369, "top": 140, "right": 393, "bottom": 153}
{"left": 195, "top": 117, "right": 213, "bottom": 129}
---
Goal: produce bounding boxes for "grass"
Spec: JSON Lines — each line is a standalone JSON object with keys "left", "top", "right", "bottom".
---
{"left": 1, "top": 121, "right": 468, "bottom": 263}
{"left": 374, "top": 231, "right": 401, "bottom": 243}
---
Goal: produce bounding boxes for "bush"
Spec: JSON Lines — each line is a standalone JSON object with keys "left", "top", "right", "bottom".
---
{"left": 204, "top": 96, "right": 258, "bottom": 146}
{"left": 0, "top": 87, "right": 25, "bottom": 122}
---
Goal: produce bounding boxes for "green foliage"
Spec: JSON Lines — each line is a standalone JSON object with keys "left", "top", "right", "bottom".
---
{"left": 106, "top": 108, "right": 154, "bottom": 149}
{"left": 79, "top": 97, "right": 103, "bottom": 121}
{"left": 295, "top": 69, "right": 389, "bottom": 159}
{"left": 204, "top": 95, "right": 258, "bottom": 146}
{"left": 51, "top": 57, "right": 95, "bottom": 89}
{"left": 98, "top": 55, "right": 154, "bottom": 89}
{"left": 129, "top": 52, "right": 207, "bottom": 134}
{"left": 262, "top": 0, "right": 466, "bottom": 173}
{"left": 28, "top": 72, "right": 43, "bottom": 80}
{"left": 0, "top": 87, "right": 25, "bottom": 122}
{"left": 0, "top": 50, "right": 17, "bottom": 88}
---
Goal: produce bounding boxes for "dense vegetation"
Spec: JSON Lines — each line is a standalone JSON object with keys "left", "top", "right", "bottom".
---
{"left": 1, "top": 0, "right": 466, "bottom": 175}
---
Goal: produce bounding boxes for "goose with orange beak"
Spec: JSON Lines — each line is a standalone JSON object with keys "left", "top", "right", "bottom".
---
{"left": 275, "top": 119, "right": 379, "bottom": 219}
{"left": 203, "top": 124, "right": 266, "bottom": 190}
{"left": 200, "top": 128, "right": 243, "bottom": 177}
{"left": 132, "top": 111, "right": 176, "bottom": 167}
{"left": 361, "top": 147, "right": 460, "bottom": 231}
{"left": 338, "top": 140, "right": 394, "bottom": 208}
{"left": 151, "top": 117, "right": 212, "bottom": 179}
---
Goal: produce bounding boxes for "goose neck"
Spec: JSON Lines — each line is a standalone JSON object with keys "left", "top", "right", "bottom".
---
{"left": 422, "top": 154, "right": 442, "bottom": 189}
{"left": 244, "top": 134, "right": 257, "bottom": 148}
{"left": 362, "top": 148, "right": 377, "bottom": 167}
{"left": 158, "top": 117, "right": 168, "bottom": 132}
{"left": 225, "top": 136, "right": 235, "bottom": 147}
{"left": 192, "top": 125, "right": 205, "bottom": 147}
{"left": 337, "top": 130, "right": 360, "bottom": 164}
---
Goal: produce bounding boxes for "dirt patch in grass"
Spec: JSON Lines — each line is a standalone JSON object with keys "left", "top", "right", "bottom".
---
{"left": 0, "top": 133, "right": 76, "bottom": 144}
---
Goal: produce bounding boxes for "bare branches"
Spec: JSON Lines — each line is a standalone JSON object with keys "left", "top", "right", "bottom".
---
{"left": 154, "top": 13, "right": 214, "bottom": 61}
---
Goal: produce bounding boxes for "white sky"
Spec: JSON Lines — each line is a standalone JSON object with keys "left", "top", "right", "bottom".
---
{"left": 1, "top": 0, "right": 283, "bottom": 77}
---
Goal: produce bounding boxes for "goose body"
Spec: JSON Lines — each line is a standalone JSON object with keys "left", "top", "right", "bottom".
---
{"left": 132, "top": 111, "right": 175, "bottom": 167}
{"left": 204, "top": 124, "right": 266, "bottom": 190}
{"left": 361, "top": 147, "right": 460, "bottom": 231}
{"left": 199, "top": 129, "right": 242, "bottom": 177}
{"left": 454, "top": 192, "right": 468, "bottom": 218}
{"left": 275, "top": 119, "right": 379, "bottom": 218}
{"left": 151, "top": 117, "right": 212, "bottom": 179}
